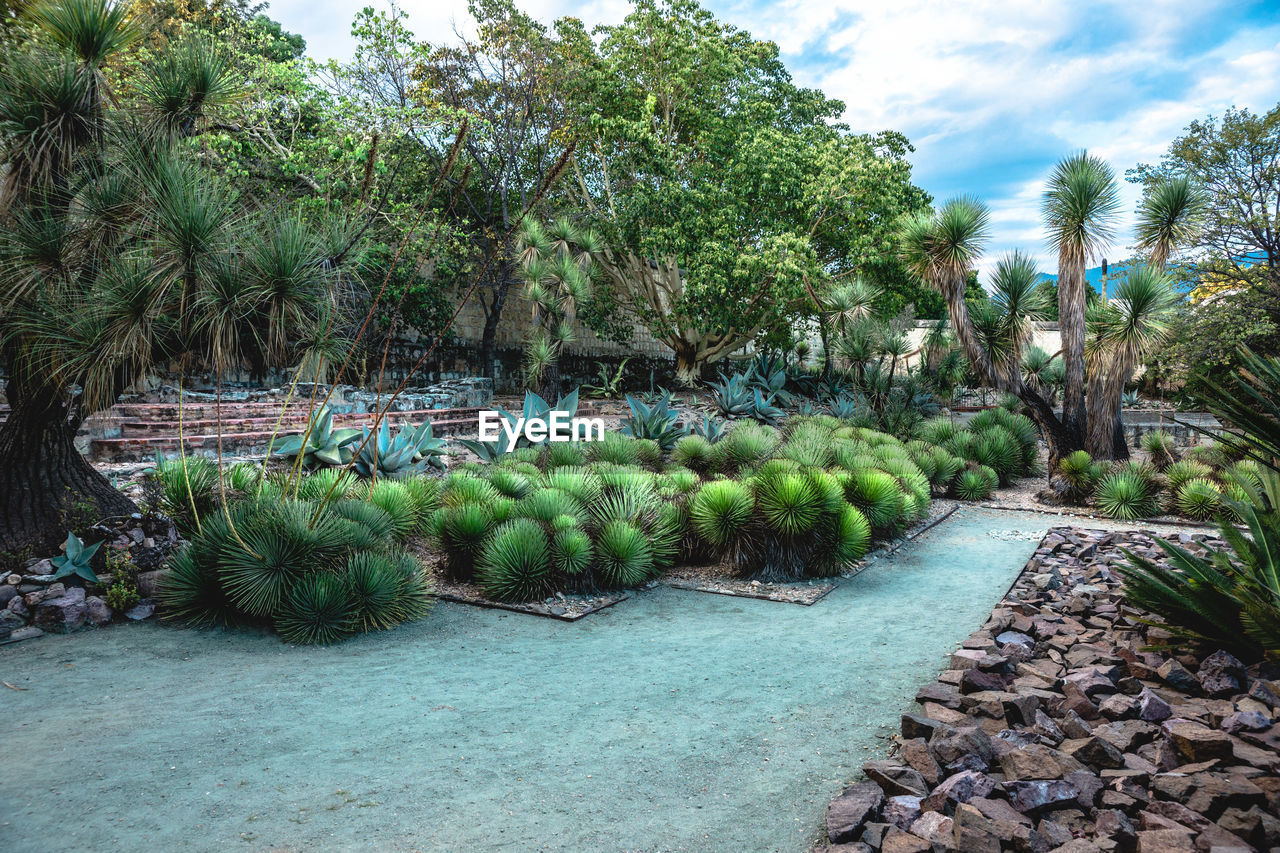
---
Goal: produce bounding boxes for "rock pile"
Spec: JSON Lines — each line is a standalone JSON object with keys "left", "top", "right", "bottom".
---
{"left": 822, "top": 527, "right": 1280, "bottom": 853}
{"left": 1, "top": 515, "right": 172, "bottom": 644}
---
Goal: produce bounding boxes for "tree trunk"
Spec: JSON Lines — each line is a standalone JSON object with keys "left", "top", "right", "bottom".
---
{"left": 0, "top": 378, "right": 136, "bottom": 555}
{"left": 674, "top": 345, "right": 701, "bottom": 386}
{"left": 479, "top": 281, "right": 511, "bottom": 384}
{"left": 1058, "top": 249, "right": 1087, "bottom": 446}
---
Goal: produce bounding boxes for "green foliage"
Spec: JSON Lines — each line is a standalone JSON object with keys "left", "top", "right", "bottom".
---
{"left": 954, "top": 469, "right": 991, "bottom": 501}
{"left": 1095, "top": 470, "right": 1159, "bottom": 520}
{"left": 593, "top": 520, "right": 654, "bottom": 587}
{"left": 582, "top": 358, "right": 629, "bottom": 398}
{"left": 159, "top": 496, "right": 432, "bottom": 644}
{"left": 621, "top": 392, "right": 685, "bottom": 450}
{"left": 154, "top": 454, "right": 219, "bottom": 532}
{"left": 1175, "top": 477, "right": 1221, "bottom": 521}
{"left": 271, "top": 406, "right": 361, "bottom": 467}
{"left": 51, "top": 531, "right": 101, "bottom": 582}
{"left": 476, "top": 518, "right": 551, "bottom": 603}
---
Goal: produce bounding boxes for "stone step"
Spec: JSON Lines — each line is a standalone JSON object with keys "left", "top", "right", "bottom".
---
{"left": 114, "top": 406, "right": 487, "bottom": 438}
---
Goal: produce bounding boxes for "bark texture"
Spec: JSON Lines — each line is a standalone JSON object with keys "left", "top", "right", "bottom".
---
{"left": 0, "top": 377, "right": 136, "bottom": 554}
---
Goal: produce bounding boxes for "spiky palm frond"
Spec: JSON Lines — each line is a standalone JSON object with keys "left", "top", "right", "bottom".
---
{"left": 27, "top": 0, "right": 142, "bottom": 69}
{"left": 1135, "top": 176, "right": 1207, "bottom": 269}
{"left": 1041, "top": 151, "right": 1120, "bottom": 261}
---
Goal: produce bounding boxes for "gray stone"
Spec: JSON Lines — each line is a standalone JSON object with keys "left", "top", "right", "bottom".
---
{"left": 882, "top": 795, "right": 922, "bottom": 830}
{"left": 1137, "top": 688, "right": 1172, "bottom": 722}
{"left": 1004, "top": 779, "right": 1081, "bottom": 813}
{"left": 32, "top": 586, "right": 86, "bottom": 633}
{"left": 124, "top": 599, "right": 155, "bottom": 621}
{"left": 1197, "top": 650, "right": 1248, "bottom": 698}
{"left": 1220, "top": 710, "right": 1271, "bottom": 733}
{"left": 6, "top": 625, "right": 43, "bottom": 642}
{"left": 135, "top": 569, "right": 168, "bottom": 599}
{"left": 84, "top": 595, "right": 112, "bottom": 626}
{"left": 827, "top": 782, "right": 884, "bottom": 844}
{"left": 1158, "top": 659, "right": 1200, "bottom": 694}
{"left": 921, "top": 770, "right": 996, "bottom": 813}
{"left": 862, "top": 761, "right": 929, "bottom": 798}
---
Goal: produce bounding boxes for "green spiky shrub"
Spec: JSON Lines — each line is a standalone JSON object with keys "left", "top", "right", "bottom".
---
{"left": 476, "top": 518, "right": 552, "bottom": 602}
{"left": 158, "top": 497, "right": 432, "bottom": 644}
{"left": 154, "top": 454, "right": 219, "bottom": 532}
{"left": 1141, "top": 430, "right": 1179, "bottom": 470}
{"left": 1175, "top": 478, "right": 1221, "bottom": 521}
{"left": 1057, "top": 450, "right": 1106, "bottom": 504}
{"left": 1095, "top": 470, "right": 1160, "bottom": 520}
{"left": 585, "top": 431, "right": 642, "bottom": 466}
{"left": 672, "top": 434, "right": 714, "bottom": 473}
{"left": 953, "top": 468, "right": 992, "bottom": 501}
{"left": 711, "top": 422, "right": 780, "bottom": 474}
{"left": 1164, "top": 459, "right": 1213, "bottom": 494}
{"left": 842, "top": 468, "right": 906, "bottom": 532}
{"left": 917, "top": 416, "right": 958, "bottom": 446}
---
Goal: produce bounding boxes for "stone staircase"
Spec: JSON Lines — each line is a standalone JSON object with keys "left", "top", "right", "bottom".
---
{"left": 0, "top": 379, "right": 511, "bottom": 463}
{"left": 87, "top": 400, "right": 493, "bottom": 462}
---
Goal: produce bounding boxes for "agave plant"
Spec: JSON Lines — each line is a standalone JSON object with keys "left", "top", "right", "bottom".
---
{"left": 707, "top": 373, "right": 754, "bottom": 418}
{"left": 621, "top": 392, "right": 686, "bottom": 450}
{"left": 51, "top": 531, "right": 102, "bottom": 582}
{"left": 689, "top": 414, "right": 728, "bottom": 443}
{"left": 352, "top": 418, "right": 446, "bottom": 478}
{"left": 271, "top": 406, "right": 362, "bottom": 467}
{"left": 1095, "top": 470, "right": 1159, "bottom": 520}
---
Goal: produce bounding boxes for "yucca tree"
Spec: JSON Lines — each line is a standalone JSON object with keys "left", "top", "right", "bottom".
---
{"left": 1083, "top": 177, "right": 1205, "bottom": 458}
{"left": 1135, "top": 176, "right": 1207, "bottom": 270}
{"left": 988, "top": 250, "right": 1051, "bottom": 389}
{"left": 818, "top": 277, "right": 881, "bottom": 376}
{"left": 1084, "top": 267, "right": 1178, "bottom": 456}
{"left": 0, "top": 1, "right": 352, "bottom": 552}
{"left": 1042, "top": 151, "right": 1120, "bottom": 446}
{"left": 515, "top": 216, "right": 602, "bottom": 398}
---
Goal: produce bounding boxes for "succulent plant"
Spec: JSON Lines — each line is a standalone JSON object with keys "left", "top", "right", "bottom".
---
{"left": 707, "top": 373, "right": 754, "bottom": 418}
{"left": 271, "top": 406, "right": 362, "bottom": 467}
{"left": 621, "top": 392, "right": 686, "bottom": 450}
{"left": 51, "top": 531, "right": 102, "bottom": 582}
{"left": 353, "top": 418, "right": 447, "bottom": 478}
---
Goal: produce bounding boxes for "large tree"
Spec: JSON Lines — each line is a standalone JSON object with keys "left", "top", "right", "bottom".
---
{"left": 568, "top": 0, "right": 926, "bottom": 382}
{"left": 1041, "top": 151, "right": 1121, "bottom": 448}
{"left": 1132, "top": 103, "right": 1280, "bottom": 395}
{"left": 0, "top": 0, "right": 355, "bottom": 552}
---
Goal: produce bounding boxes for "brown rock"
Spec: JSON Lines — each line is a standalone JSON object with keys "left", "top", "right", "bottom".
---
{"left": 879, "top": 830, "right": 930, "bottom": 853}
{"left": 1197, "top": 650, "right": 1248, "bottom": 698}
{"left": 921, "top": 770, "right": 996, "bottom": 814}
{"left": 998, "top": 744, "right": 1085, "bottom": 781}
{"left": 1060, "top": 735, "right": 1126, "bottom": 769}
{"left": 909, "top": 810, "right": 953, "bottom": 844}
{"left": 826, "top": 781, "right": 884, "bottom": 844}
{"left": 1158, "top": 659, "right": 1201, "bottom": 694}
{"left": 862, "top": 761, "right": 929, "bottom": 798}
{"left": 1163, "top": 719, "right": 1234, "bottom": 763}
{"left": 882, "top": 795, "right": 922, "bottom": 830}
{"left": 1135, "top": 828, "right": 1195, "bottom": 852}
{"left": 951, "top": 803, "right": 1001, "bottom": 853}
{"left": 897, "top": 738, "right": 942, "bottom": 787}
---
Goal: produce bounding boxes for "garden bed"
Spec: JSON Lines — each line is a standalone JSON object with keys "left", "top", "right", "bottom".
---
{"left": 434, "top": 583, "right": 629, "bottom": 621}
{"left": 820, "top": 526, "right": 1280, "bottom": 853}
{"left": 664, "top": 571, "right": 837, "bottom": 605}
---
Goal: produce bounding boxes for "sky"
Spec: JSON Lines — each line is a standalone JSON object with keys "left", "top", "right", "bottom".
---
{"left": 266, "top": 0, "right": 1280, "bottom": 283}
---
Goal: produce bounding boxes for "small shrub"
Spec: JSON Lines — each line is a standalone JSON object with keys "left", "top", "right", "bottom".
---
{"left": 1175, "top": 478, "right": 1222, "bottom": 521}
{"left": 1095, "top": 471, "right": 1159, "bottom": 520}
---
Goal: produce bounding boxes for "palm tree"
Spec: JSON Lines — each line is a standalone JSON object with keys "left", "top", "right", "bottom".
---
{"left": 515, "top": 216, "right": 601, "bottom": 398}
{"left": 0, "top": 1, "right": 351, "bottom": 552}
{"left": 818, "top": 277, "right": 880, "bottom": 376}
{"left": 1041, "top": 151, "right": 1120, "bottom": 446}
{"left": 988, "top": 250, "right": 1050, "bottom": 389}
{"left": 1082, "top": 176, "right": 1205, "bottom": 458}
{"left": 900, "top": 199, "right": 1074, "bottom": 463}
{"left": 1083, "top": 266, "right": 1177, "bottom": 456}
{"left": 900, "top": 197, "right": 996, "bottom": 379}
{"left": 1135, "top": 177, "right": 1207, "bottom": 270}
